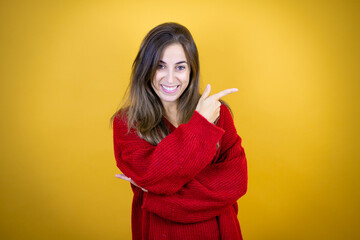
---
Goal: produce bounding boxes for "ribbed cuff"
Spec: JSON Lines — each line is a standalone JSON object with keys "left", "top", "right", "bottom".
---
{"left": 189, "top": 110, "right": 225, "bottom": 140}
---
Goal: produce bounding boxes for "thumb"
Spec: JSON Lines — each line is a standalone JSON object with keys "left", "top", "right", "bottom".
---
{"left": 201, "top": 84, "right": 211, "bottom": 100}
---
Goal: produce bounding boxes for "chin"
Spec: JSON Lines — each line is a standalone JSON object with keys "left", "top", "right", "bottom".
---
{"left": 160, "top": 96, "right": 180, "bottom": 103}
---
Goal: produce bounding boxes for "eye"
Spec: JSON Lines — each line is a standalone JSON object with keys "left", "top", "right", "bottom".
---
{"left": 158, "top": 64, "right": 165, "bottom": 69}
{"left": 177, "top": 65, "right": 186, "bottom": 71}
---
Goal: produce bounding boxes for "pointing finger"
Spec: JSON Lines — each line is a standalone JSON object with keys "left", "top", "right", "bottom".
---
{"left": 211, "top": 88, "right": 238, "bottom": 100}
{"left": 115, "top": 174, "right": 131, "bottom": 182}
{"left": 200, "top": 84, "right": 211, "bottom": 100}
{"left": 115, "top": 174, "right": 147, "bottom": 191}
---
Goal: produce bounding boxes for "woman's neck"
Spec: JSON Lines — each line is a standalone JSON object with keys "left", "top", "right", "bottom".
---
{"left": 162, "top": 101, "right": 179, "bottom": 126}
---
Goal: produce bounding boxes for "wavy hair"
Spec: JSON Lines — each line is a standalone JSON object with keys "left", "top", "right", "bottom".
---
{"left": 110, "top": 22, "right": 230, "bottom": 145}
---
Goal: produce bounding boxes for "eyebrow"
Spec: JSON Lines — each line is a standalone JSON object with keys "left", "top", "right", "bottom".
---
{"left": 159, "top": 60, "right": 188, "bottom": 65}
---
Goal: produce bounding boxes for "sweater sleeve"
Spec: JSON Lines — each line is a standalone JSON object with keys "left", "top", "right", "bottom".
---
{"left": 113, "top": 110, "right": 225, "bottom": 195}
{"left": 141, "top": 105, "right": 248, "bottom": 223}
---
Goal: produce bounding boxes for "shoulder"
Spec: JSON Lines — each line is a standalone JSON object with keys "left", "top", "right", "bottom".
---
{"left": 113, "top": 109, "right": 141, "bottom": 144}
{"left": 220, "top": 103, "right": 234, "bottom": 121}
{"left": 113, "top": 108, "right": 130, "bottom": 132}
{"left": 113, "top": 108, "right": 129, "bottom": 123}
{"left": 217, "top": 103, "right": 237, "bottom": 134}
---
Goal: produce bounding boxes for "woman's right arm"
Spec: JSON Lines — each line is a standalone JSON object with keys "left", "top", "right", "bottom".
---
{"left": 141, "top": 104, "right": 248, "bottom": 223}
{"left": 113, "top": 110, "right": 224, "bottom": 195}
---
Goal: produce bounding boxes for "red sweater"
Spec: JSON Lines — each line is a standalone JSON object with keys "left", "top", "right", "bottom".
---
{"left": 113, "top": 104, "right": 248, "bottom": 239}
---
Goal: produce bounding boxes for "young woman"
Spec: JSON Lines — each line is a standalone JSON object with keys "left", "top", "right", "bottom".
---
{"left": 111, "top": 22, "right": 248, "bottom": 240}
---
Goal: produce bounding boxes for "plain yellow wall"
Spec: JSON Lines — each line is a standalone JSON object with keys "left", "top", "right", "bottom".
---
{"left": 0, "top": 0, "right": 359, "bottom": 239}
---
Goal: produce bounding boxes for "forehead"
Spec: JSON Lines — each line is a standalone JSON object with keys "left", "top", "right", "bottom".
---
{"left": 160, "top": 43, "right": 187, "bottom": 62}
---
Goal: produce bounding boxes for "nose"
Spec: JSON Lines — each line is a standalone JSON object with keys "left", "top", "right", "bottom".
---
{"left": 166, "top": 69, "right": 175, "bottom": 84}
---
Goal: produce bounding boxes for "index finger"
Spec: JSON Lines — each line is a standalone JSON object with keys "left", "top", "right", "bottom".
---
{"left": 210, "top": 88, "right": 238, "bottom": 100}
{"left": 115, "top": 174, "right": 131, "bottom": 181}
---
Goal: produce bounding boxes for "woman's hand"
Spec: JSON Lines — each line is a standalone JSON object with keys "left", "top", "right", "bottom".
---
{"left": 195, "top": 84, "right": 238, "bottom": 123}
{"left": 115, "top": 174, "right": 148, "bottom": 192}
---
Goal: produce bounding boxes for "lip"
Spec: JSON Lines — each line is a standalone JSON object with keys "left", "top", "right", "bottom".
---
{"left": 160, "top": 84, "right": 180, "bottom": 94}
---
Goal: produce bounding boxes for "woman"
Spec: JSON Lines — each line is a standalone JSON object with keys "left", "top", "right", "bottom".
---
{"left": 111, "top": 22, "right": 248, "bottom": 239}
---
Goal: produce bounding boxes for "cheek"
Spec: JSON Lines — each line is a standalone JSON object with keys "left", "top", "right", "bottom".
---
{"left": 158, "top": 71, "right": 169, "bottom": 81}
{"left": 151, "top": 77, "right": 159, "bottom": 91}
{"left": 152, "top": 73, "right": 161, "bottom": 85}
{"left": 182, "top": 71, "right": 190, "bottom": 84}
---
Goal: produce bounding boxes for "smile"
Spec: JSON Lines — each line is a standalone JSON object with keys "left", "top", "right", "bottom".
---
{"left": 161, "top": 84, "right": 180, "bottom": 93}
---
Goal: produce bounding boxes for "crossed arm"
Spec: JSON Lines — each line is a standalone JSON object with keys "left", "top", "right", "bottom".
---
{"left": 113, "top": 105, "right": 247, "bottom": 223}
{"left": 113, "top": 108, "right": 225, "bottom": 195}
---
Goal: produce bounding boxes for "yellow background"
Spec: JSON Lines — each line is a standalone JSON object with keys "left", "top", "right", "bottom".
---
{"left": 1, "top": 0, "right": 359, "bottom": 239}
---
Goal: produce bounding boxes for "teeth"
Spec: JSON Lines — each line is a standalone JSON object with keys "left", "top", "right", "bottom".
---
{"left": 162, "top": 85, "right": 177, "bottom": 91}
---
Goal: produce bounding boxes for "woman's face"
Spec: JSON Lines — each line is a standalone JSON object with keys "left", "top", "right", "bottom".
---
{"left": 151, "top": 43, "right": 190, "bottom": 108}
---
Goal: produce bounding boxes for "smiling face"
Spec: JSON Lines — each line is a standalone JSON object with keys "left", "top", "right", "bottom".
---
{"left": 151, "top": 43, "right": 190, "bottom": 109}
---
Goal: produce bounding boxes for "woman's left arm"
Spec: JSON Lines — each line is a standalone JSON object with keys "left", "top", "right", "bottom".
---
{"left": 141, "top": 105, "right": 248, "bottom": 223}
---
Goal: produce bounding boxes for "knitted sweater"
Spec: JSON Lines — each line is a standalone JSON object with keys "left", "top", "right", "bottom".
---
{"left": 113, "top": 104, "right": 248, "bottom": 239}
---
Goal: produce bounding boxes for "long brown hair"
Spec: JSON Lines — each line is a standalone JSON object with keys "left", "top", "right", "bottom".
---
{"left": 110, "top": 22, "right": 200, "bottom": 145}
